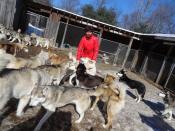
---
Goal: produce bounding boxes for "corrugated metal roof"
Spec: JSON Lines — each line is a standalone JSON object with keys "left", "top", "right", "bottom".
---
{"left": 28, "top": 1, "right": 175, "bottom": 43}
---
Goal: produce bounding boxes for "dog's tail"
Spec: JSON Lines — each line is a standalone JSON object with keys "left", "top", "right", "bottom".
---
{"left": 0, "top": 50, "right": 16, "bottom": 72}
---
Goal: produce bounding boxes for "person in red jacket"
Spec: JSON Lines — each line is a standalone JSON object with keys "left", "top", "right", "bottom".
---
{"left": 76, "top": 26, "right": 99, "bottom": 62}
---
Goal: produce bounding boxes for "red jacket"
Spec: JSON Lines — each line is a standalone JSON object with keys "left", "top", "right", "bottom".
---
{"left": 76, "top": 35, "right": 99, "bottom": 61}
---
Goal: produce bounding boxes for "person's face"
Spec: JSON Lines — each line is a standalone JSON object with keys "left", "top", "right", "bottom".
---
{"left": 86, "top": 31, "right": 92, "bottom": 38}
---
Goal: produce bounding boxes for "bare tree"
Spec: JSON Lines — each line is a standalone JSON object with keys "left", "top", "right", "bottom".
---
{"left": 148, "top": 4, "right": 175, "bottom": 33}
{"left": 96, "top": 0, "right": 107, "bottom": 8}
{"left": 60, "top": 0, "right": 80, "bottom": 13}
{"left": 121, "top": 0, "right": 153, "bottom": 33}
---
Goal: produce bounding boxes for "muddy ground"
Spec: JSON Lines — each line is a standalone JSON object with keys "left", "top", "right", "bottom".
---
{"left": 0, "top": 46, "right": 175, "bottom": 131}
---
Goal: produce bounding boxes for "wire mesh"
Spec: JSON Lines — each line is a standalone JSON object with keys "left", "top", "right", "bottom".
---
{"left": 64, "top": 24, "right": 85, "bottom": 47}
{"left": 166, "top": 74, "right": 175, "bottom": 92}
{"left": 124, "top": 49, "right": 136, "bottom": 69}
{"left": 115, "top": 44, "right": 128, "bottom": 66}
{"left": 25, "top": 12, "right": 48, "bottom": 36}
{"left": 158, "top": 57, "right": 174, "bottom": 86}
{"left": 100, "top": 38, "right": 119, "bottom": 53}
{"left": 98, "top": 50, "right": 115, "bottom": 64}
{"left": 133, "top": 50, "right": 145, "bottom": 73}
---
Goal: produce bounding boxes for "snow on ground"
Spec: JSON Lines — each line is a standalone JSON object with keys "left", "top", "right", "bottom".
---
{"left": 0, "top": 64, "right": 175, "bottom": 131}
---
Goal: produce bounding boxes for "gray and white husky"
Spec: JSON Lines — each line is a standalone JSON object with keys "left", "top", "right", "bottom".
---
{"left": 159, "top": 91, "right": 175, "bottom": 120}
{"left": 30, "top": 85, "right": 92, "bottom": 131}
{"left": 0, "top": 62, "right": 70, "bottom": 117}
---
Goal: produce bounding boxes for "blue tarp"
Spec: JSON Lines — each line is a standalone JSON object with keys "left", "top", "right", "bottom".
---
{"left": 26, "top": 23, "right": 44, "bottom": 36}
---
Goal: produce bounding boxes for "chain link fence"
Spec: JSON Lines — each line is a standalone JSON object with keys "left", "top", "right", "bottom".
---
{"left": 25, "top": 11, "right": 48, "bottom": 36}
{"left": 166, "top": 65, "right": 175, "bottom": 92}
{"left": 142, "top": 52, "right": 164, "bottom": 82}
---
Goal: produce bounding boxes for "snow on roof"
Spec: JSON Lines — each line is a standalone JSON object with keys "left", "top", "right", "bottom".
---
{"left": 142, "top": 33, "right": 175, "bottom": 38}
{"left": 29, "top": 2, "right": 175, "bottom": 42}
{"left": 53, "top": 6, "right": 142, "bottom": 35}
{"left": 53, "top": 7, "right": 175, "bottom": 41}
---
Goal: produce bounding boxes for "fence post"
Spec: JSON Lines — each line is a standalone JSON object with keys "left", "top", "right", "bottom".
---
{"left": 113, "top": 44, "right": 120, "bottom": 66}
{"left": 156, "top": 57, "right": 167, "bottom": 84}
{"left": 99, "top": 28, "right": 103, "bottom": 45}
{"left": 54, "top": 18, "right": 61, "bottom": 47}
{"left": 141, "top": 54, "right": 149, "bottom": 76}
{"left": 60, "top": 19, "right": 69, "bottom": 48}
{"left": 156, "top": 46, "right": 173, "bottom": 84}
{"left": 131, "top": 50, "right": 139, "bottom": 70}
{"left": 164, "top": 63, "right": 175, "bottom": 88}
{"left": 122, "top": 38, "right": 134, "bottom": 68}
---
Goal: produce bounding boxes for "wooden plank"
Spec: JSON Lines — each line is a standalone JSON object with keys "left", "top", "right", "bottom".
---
{"left": 0, "top": 0, "right": 16, "bottom": 28}
{"left": 122, "top": 38, "right": 134, "bottom": 68}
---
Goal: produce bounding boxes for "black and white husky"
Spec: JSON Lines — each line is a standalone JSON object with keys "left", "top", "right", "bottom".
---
{"left": 116, "top": 69, "right": 146, "bottom": 103}
{"left": 60, "top": 63, "right": 103, "bottom": 89}
{"left": 159, "top": 91, "right": 175, "bottom": 120}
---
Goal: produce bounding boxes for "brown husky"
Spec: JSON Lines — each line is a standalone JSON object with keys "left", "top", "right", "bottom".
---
{"left": 90, "top": 74, "right": 126, "bottom": 129}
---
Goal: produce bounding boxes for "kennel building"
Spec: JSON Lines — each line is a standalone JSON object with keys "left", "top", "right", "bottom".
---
{"left": 0, "top": 0, "right": 175, "bottom": 93}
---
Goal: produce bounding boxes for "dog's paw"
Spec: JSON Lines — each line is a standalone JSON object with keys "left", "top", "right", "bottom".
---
{"left": 74, "top": 119, "right": 81, "bottom": 123}
{"left": 102, "top": 124, "right": 108, "bottom": 128}
{"left": 167, "top": 117, "right": 172, "bottom": 121}
{"left": 90, "top": 107, "right": 95, "bottom": 111}
{"left": 136, "top": 100, "right": 140, "bottom": 103}
{"left": 16, "top": 112, "right": 24, "bottom": 117}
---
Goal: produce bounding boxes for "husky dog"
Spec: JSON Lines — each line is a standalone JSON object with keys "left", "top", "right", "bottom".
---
{"left": 30, "top": 77, "right": 125, "bottom": 131}
{"left": 159, "top": 91, "right": 175, "bottom": 120}
{"left": 0, "top": 61, "right": 70, "bottom": 117}
{"left": 22, "top": 34, "right": 32, "bottom": 46}
{"left": 74, "top": 63, "right": 103, "bottom": 89}
{"left": 90, "top": 74, "right": 126, "bottom": 128}
{"left": 61, "top": 62, "right": 103, "bottom": 87}
{"left": 0, "top": 27, "right": 8, "bottom": 41}
{"left": 117, "top": 69, "right": 146, "bottom": 103}
{"left": 9, "top": 29, "right": 22, "bottom": 43}
{"left": 30, "top": 85, "right": 92, "bottom": 131}
{"left": 0, "top": 42, "right": 28, "bottom": 56}
{"left": 31, "top": 33, "right": 53, "bottom": 49}
{"left": 0, "top": 50, "right": 50, "bottom": 69}
{"left": 80, "top": 57, "right": 96, "bottom": 76}
{"left": 102, "top": 53, "right": 109, "bottom": 64}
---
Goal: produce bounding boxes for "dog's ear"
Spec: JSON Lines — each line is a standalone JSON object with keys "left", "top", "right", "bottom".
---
{"left": 68, "top": 52, "right": 76, "bottom": 62}
{"left": 111, "top": 75, "right": 116, "bottom": 80}
{"left": 122, "top": 69, "right": 127, "bottom": 73}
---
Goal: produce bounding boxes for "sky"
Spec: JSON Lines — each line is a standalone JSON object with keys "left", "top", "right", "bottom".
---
{"left": 51, "top": 0, "right": 175, "bottom": 15}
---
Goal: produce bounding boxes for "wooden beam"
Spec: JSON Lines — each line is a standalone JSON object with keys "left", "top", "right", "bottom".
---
{"left": 131, "top": 50, "right": 139, "bottom": 70}
{"left": 164, "top": 63, "right": 175, "bottom": 88}
{"left": 113, "top": 44, "right": 121, "bottom": 66}
{"left": 141, "top": 55, "right": 149, "bottom": 76}
{"left": 60, "top": 19, "right": 69, "bottom": 47}
{"left": 98, "top": 28, "right": 103, "bottom": 45}
{"left": 156, "top": 46, "right": 173, "bottom": 84}
{"left": 122, "top": 38, "right": 134, "bottom": 68}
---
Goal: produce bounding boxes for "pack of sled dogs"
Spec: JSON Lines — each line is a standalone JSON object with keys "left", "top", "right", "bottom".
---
{"left": 0, "top": 49, "right": 127, "bottom": 130}
{"left": 0, "top": 24, "right": 55, "bottom": 56}
{"left": 0, "top": 48, "right": 174, "bottom": 130}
